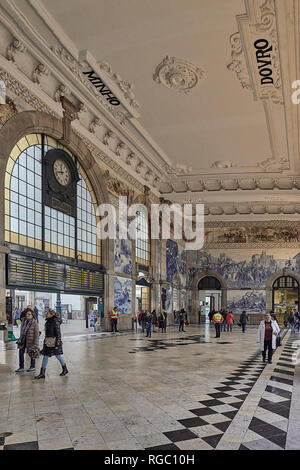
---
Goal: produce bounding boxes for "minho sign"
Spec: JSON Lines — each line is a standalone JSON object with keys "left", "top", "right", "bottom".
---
{"left": 254, "top": 39, "right": 274, "bottom": 85}
{"left": 83, "top": 69, "right": 120, "bottom": 106}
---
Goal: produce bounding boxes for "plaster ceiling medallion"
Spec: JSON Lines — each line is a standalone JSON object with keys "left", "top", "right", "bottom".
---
{"left": 153, "top": 56, "right": 205, "bottom": 93}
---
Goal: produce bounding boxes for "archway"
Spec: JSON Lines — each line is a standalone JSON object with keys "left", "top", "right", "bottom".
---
{"left": 198, "top": 276, "right": 222, "bottom": 323}
{"left": 272, "top": 276, "right": 299, "bottom": 318}
{"left": 0, "top": 111, "right": 112, "bottom": 332}
{"left": 191, "top": 270, "right": 227, "bottom": 324}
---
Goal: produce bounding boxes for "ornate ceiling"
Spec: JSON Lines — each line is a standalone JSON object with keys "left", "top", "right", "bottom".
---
{"left": 0, "top": 0, "right": 300, "bottom": 219}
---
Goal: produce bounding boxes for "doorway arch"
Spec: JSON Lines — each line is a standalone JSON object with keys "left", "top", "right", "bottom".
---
{"left": 191, "top": 270, "right": 227, "bottom": 323}
{"left": 272, "top": 275, "right": 300, "bottom": 316}
{"left": 265, "top": 269, "right": 300, "bottom": 315}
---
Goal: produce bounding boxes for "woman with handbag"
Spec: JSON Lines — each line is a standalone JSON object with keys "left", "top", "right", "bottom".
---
{"left": 15, "top": 308, "right": 40, "bottom": 373}
{"left": 35, "top": 309, "right": 68, "bottom": 379}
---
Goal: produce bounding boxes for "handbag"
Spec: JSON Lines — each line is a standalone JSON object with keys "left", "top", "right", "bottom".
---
{"left": 237, "top": 321, "right": 241, "bottom": 327}
{"left": 45, "top": 337, "right": 56, "bottom": 348}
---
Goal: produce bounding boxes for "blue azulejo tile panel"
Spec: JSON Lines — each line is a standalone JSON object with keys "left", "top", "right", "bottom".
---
{"left": 189, "top": 249, "right": 300, "bottom": 288}
{"left": 166, "top": 285, "right": 172, "bottom": 313}
{"left": 166, "top": 239, "right": 186, "bottom": 285}
{"left": 114, "top": 276, "right": 132, "bottom": 314}
{"left": 114, "top": 223, "right": 132, "bottom": 275}
{"left": 227, "top": 290, "right": 266, "bottom": 314}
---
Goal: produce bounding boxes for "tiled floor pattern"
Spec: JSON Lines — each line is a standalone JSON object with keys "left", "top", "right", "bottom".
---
{"left": 146, "top": 351, "right": 266, "bottom": 450}
{"left": 239, "top": 334, "right": 298, "bottom": 450}
{"left": 0, "top": 325, "right": 298, "bottom": 450}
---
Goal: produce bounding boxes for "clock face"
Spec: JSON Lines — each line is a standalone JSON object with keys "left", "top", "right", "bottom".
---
{"left": 53, "top": 159, "right": 70, "bottom": 186}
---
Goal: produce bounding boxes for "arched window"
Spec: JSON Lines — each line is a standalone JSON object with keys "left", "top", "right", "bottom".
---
{"left": 5, "top": 134, "right": 101, "bottom": 264}
{"left": 135, "top": 207, "right": 150, "bottom": 267}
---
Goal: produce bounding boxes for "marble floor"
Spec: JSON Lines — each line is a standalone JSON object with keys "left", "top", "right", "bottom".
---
{"left": 0, "top": 323, "right": 299, "bottom": 450}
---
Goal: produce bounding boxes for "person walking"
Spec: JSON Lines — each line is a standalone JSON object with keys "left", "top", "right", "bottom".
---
{"left": 178, "top": 308, "right": 186, "bottom": 332}
{"left": 145, "top": 311, "right": 153, "bottom": 338}
{"left": 221, "top": 310, "right": 227, "bottom": 332}
{"left": 212, "top": 311, "right": 223, "bottom": 338}
{"left": 34, "top": 305, "right": 39, "bottom": 323}
{"left": 289, "top": 310, "right": 296, "bottom": 333}
{"left": 226, "top": 311, "right": 234, "bottom": 332}
{"left": 35, "top": 309, "right": 68, "bottom": 379}
{"left": 295, "top": 311, "right": 300, "bottom": 332}
{"left": 15, "top": 309, "right": 40, "bottom": 373}
{"left": 159, "top": 311, "right": 167, "bottom": 333}
{"left": 151, "top": 309, "right": 157, "bottom": 333}
{"left": 257, "top": 313, "right": 280, "bottom": 364}
{"left": 240, "top": 311, "right": 249, "bottom": 333}
{"left": 110, "top": 306, "right": 119, "bottom": 333}
{"left": 141, "top": 311, "right": 147, "bottom": 333}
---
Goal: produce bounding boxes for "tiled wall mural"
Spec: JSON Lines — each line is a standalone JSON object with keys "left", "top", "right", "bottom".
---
{"left": 166, "top": 285, "right": 172, "bottom": 313}
{"left": 114, "top": 276, "right": 132, "bottom": 314}
{"left": 114, "top": 223, "right": 132, "bottom": 274}
{"left": 181, "top": 289, "right": 186, "bottom": 309}
{"left": 166, "top": 239, "right": 186, "bottom": 285}
{"left": 227, "top": 290, "right": 266, "bottom": 314}
{"left": 189, "top": 249, "right": 300, "bottom": 288}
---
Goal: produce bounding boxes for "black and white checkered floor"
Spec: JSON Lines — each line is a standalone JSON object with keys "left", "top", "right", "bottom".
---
{"left": 145, "top": 350, "right": 267, "bottom": 450}
{"left": 1, "top": 328, "right": 299, "bottom": 450}
{"left": 239, "top": 336, "right": 297, "bottom": 450}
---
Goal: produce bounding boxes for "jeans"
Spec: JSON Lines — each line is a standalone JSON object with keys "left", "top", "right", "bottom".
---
{"left": 19, "top": 347, "right": 35, "bottom": 369}
{"left": 215, "top": 323, "right": 221, "bottom": 338}
{"left": 221, "top": 321, "right": 226, "bottom": 332}
{"left": 242, "top": 323, "right": 247, "bottom": 333}
{"left": 291, "top": 323, "right": 297, "bottom": 333}
{"left": 227, "top": 324, "right": 232, "bottom": 332}
{"left": 263, "top": 340, "right": 273, "bottom": 362}
{"left": 141, "top": 320, "right": 146, "bottom": 333}
{"left": 42, "top": 355, "right": 65, "bottom": 369}
{"left": 146, "top": 323, "right": 152, "bottom": 338}
{"left": 179, "top": 320, "right": 185, "bottom": 332}
{"left": 111, "top": 318, "right": 118, "bottom": 332}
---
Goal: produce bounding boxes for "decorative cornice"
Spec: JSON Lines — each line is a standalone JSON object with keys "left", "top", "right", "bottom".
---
{"left": 88, "top": 117, "right": 102, "bottom": 134}
{"left": 204, "top": 203, "right": 300, "bottom": 216}
{"left": 51, "top": 46, "right": 130, "bottom": 125}
{"left": 6, "top": 38, "right": 26, "bottom": 63}
{"left": 97, "top": 60, "right": 140, "bottom": 109}
{"left": 227, "top": 33, "right": 252, "bottom": 90}
{"left": 0, "top": 69, "right": 58, "bottom": 117}
{"left": 54, "top": 84, "right": 70, "bottom": 102}
{"left": 160, "top": 175, "right": 300, "bottom": 193}
{"left": 32, "top": 63, "right": 49, "bottom": 85}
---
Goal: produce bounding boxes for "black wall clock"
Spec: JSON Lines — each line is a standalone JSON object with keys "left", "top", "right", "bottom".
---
{"left": 43, "top": 148, "right": 80, "bottom": 217}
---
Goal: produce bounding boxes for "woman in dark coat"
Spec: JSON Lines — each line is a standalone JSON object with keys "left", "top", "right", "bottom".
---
{"left": 15, "top": 309, "right": 40, "bottom": 372}
{"left": 35, "top": 309, "right": 68, "bottom": 379}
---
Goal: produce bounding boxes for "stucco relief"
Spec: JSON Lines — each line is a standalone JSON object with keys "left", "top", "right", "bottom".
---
{"left": 153, "top": 56, "right": 205, "bottom": 93}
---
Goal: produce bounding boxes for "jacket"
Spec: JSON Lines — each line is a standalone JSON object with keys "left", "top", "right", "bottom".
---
{"left": 226, "top": 313, "right": 234, "bottom": 325}
{"left": 213, "top": 313, "right": 223, "bottom": 323}
{"left": 19, "top": 318, "right": 39, "bottom": 352}
{"left": 41, "top": 316, "right": 63, "bottom": 356}
{"left": 110, "top": 309, "right": 119, "bottom": 319}
{"left": 240, "top": 313, "right": 249, "bottom": 324}
{"left": 256, "top": 320, "right": 280, "bottom": 351}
